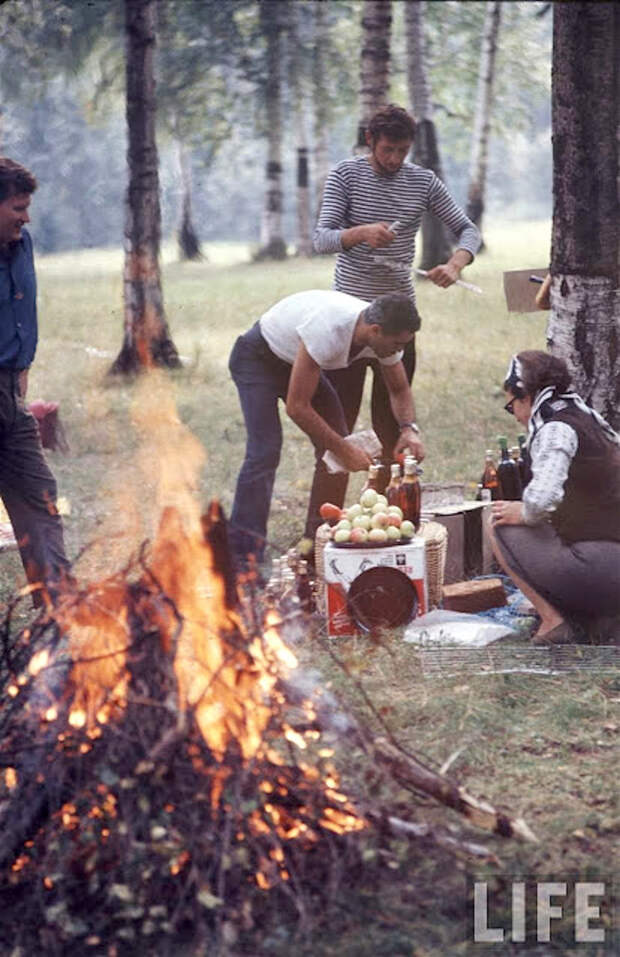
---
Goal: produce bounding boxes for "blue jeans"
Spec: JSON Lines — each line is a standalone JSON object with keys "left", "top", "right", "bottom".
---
{"left": 228, "top": 322, "right": 348, "bottom": 565}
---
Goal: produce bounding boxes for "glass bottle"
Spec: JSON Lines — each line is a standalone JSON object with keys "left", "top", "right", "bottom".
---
{"left": 296, "top": 559, "right": 314, "bottom": 613}
{"left": 386, "top": 462, "right": 402, "bottom": 508}
{"left": 480, "top": 449, "right": 501, "bottom": 501}
{"left": 497, "top": 436, "right": 522, "bottom": 500}
{"left": 400, "top": 455, "right": 421, "bottom": 529}
{"left": 361, "top": 463, "right": 380, "bottom": 493}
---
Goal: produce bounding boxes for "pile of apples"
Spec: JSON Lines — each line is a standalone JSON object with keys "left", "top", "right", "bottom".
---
{"left": 319, "top": 487, "right": 415, "bottom": 545}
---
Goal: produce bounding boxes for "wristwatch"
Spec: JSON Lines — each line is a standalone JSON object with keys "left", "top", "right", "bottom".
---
{"left": 399, "top": 422, "right": 420, "bottom": 434}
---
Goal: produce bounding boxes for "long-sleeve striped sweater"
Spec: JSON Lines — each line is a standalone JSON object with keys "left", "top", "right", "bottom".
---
{"left": 314, "top": 156, "right": 481, "bottom": 303}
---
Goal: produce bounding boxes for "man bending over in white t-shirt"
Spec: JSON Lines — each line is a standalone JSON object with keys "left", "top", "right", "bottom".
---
{"left": 228, "top": 289, "right": 424, "bottom": 569}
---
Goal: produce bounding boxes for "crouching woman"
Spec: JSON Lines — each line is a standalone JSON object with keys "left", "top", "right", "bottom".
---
{"left": 488, "top": 350, "right": 620, "bottom": 645}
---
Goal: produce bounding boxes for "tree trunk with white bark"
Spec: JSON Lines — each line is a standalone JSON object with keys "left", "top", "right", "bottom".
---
{"left": 405, "top": 0, "right": 453, "bottom": 270}
{"left": 256, "top": 0, "right": 287, "bottom": 261}
{"left": 547, "top": 1, "right": 620, "bottom": 428}
{"left": 465, "top": 0, "right": 501, "bottom": 248}
{"left": 311, "top": 0, "right": 330, "bottom": 216}
{"left": 289, "top": 3, "right": 312, "bottom": 257}
{"left": 356, "top": 0, "right": 392, "bottom": 151}
{"left": 177, "top": 141, "right": 203, "bottom": 262}
{"left": 111, "top": 0, "right": 180, "bottom": 374}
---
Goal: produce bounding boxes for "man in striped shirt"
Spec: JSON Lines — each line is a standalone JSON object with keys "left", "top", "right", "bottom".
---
{"left": 314, "top": 103, "right": 481, "bottom": 494}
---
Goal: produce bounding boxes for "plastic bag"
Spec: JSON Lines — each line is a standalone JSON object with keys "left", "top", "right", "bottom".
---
{"left": 403, "top": 609, "right": 516, "bottom": 648}
{"left": 322, "top": 429, "right": 383, "bottom": 474}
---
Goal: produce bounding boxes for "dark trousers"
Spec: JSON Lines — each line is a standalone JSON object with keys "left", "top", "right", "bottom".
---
{"left": 0, "top": 370, "right": 69, "bottom": 599}
{"left": 228, "top": 323, "right": 348, "bottom": 565}
{"left": 315, "top": 337, "right": 417, "bottom": 504}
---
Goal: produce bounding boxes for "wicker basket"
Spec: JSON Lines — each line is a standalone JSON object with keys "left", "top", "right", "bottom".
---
{"left": 314, "top": 523, "right": 332, "bottom": 616}
{"left": 418, "top": 521, "right": 448, "bottom": 609}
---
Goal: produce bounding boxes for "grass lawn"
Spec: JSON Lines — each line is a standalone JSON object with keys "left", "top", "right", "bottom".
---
{"left": 2, "top": 221, "right": 617, "bottom": 954}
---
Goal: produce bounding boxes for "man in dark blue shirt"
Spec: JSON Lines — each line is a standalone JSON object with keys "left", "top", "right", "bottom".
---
{"left": 0, "top": 158, "right": 69, "bottom": 602}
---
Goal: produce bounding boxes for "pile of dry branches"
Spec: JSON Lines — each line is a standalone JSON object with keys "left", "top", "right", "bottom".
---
{"left": 0, "top": 505, "right": 535, "bottom": 955}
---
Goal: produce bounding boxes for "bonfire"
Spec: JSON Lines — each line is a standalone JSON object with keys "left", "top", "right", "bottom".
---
{"left": 0, "top": 375, "right": 535, "bottom": 955}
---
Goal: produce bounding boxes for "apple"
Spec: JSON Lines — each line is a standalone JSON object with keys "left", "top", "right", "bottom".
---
{"left": 360, "top": 488, "right": 378, "bottom": 509}
{"left": 350, "top": 527, "right": 368, "bottom": 544}
{"left": 400, "top": 520, "right": 415, "bottom": 538}
{"left": 368, "top": 527, "right": 388, "bottom": 543}
{"left": 387, "top": 505, "right": 403, "bottom": 519}
{"left": 334, "top": 528, "right": 351, "bottom": 543}
{"left": 387, "top": 513, "right": 402, "bottom": 527}
{"left": 346, "top": 503, "right": 363, "bottom": 520}
{"left": 386, "top": 525, "right": 402, "bottom": 541}
{"left": 371, "top": 502, "right": 389, "bottom": 514}
{"left": 376, "top": 494, "right": 388, "bottom": 506}
{"left": 370, "top": 512, "right": 390, "bottom": 529}
{"left": 334, "top": 519, "right": 351, "bottom": 531}
{"left": 352, "top": 514, "right": 372, "bottom": 531}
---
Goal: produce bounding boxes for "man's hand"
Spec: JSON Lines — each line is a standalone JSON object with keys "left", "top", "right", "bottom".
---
{"left": 426, "top": 249, "right": 473, "bottom": 288}
{"left": 339, "top": 443, "right": 374, "bottom": 472}
{"left": 394, "top": 429, "right": 424, "bottom": 462}
{"left": 535, "top": 273, "right": 551, "bottom": 310}
{"left": 342, "top": 222, "right": 396, "bottom": 250}
{"left": 426, "top": 261, "right": 461, "bottom": 288}
{"left": 491, "top": 501, "right": 524, "bottom": 526}
{"left": 364, "top": 222, "right": 398, "bottom": 248}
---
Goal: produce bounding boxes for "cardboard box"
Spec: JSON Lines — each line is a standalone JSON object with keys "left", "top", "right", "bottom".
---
{"left": 422, "top": 501, "right": 494, "bottom": 583}
{"left": 503, "top": 267, "right": 549, "bottom": 312}
{"left": 323, "top": 538, "right": 427, "bottom": 637}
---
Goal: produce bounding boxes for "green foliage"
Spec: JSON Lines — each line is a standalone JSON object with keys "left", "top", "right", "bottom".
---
{"left": 0, "top": 0, "right": 122, "bottom": 97}
{"left": 0, "top": 0, "right": 554, "bottom": 250}
{"left": 156, "top": 0, "right": 252, "bottom": 153}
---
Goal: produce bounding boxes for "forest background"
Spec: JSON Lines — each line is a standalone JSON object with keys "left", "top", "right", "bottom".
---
{"left": 0, "top": 0, "right": 552, "bottom": 254}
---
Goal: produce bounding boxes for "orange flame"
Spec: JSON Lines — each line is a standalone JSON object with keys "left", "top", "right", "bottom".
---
{"left": 38, "top": 369, "right": 367, "bottom": 857}
{"left": 55, "top": 582, "right": 130, "bottom": 732}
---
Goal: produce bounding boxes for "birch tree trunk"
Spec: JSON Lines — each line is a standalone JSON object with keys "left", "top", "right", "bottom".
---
{"left": 547, "top": 1, "right": 620, "bottom": 428}
{"left": 356, "top": 0, "right": 392, "bottom": 152}
{"left": 177, "top": 140, "right": 202, "bottom": 261}
{"left": 311, "top": 0, "right": 330, "bottom": 215}
{"left": 111, "top": 0, "right": 180, "bottom": 374}
{"left": 465, "top": 0, "right": 502, "bottom": 247}
{"left": 256, "top": 0, "right": 287, "bottom": 261}
{"left": 289, "top": 3, "right": 312, "bottom": 256}
{"left": 405, "top": 0, "right": 452, "bottom": 270}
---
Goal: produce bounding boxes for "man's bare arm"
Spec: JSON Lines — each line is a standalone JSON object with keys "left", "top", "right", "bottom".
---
{"left": 380, "top": 361, "right": 425, "bottom": 460}
{"left": 286, "top": 345, "right": 372, "bottom": 472}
